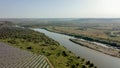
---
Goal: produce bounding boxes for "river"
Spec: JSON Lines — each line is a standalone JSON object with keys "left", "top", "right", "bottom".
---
{"left": 33, "top": 28, "right": 120, "bottom": 68}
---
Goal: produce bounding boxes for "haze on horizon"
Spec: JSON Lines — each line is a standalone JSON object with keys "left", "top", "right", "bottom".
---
{"left": 0, "top": 0, "right": 120, "bottom": 18}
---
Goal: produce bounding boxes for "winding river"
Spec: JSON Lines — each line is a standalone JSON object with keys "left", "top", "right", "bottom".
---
{"left": 33, "top": 28, "right": 120, "bottom": 68}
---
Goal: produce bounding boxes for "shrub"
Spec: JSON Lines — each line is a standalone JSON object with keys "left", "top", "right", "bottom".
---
{"left": 56, "top": 52, "right": 61, "bottom": 57}
{"left": 26, "top": 46, "right": 32, "bottom": 49}
{"left": 45, "top": 52, "right": 51, "bottom": 56}
{"left": 85, "top": 61, "right": 90, "bottom": 65}
{"left": 81, "top": 65, "right": 86, "bottom": 68}
{"left": 77, "top": 56, "right": 80, "bottom": 59}
{"left": 81, "top": 58, "right": 85, "bottom": 61}
{"left": 89, "top": 63, "right": 94, "bottom": 67}
{"left": 62, "top": 51, "right": 68, "bottom": 57}
{"left": 71, "top": 64, "right": 76, "bottom": 68}
{"left": 76, "top": 63, "right": 79, "bottom": 66}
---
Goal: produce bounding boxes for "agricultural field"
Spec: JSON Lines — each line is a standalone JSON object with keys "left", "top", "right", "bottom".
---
{"left": 0, "top": 43, "right": 51, "bottom": 68}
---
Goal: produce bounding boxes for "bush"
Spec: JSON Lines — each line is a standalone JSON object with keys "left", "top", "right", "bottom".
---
{"left": 71, "top": 64, "right": 76, "bottom": 68}
{"left": 56, "top": 52, "right": 61, "bottom": 57}
{"left": 76, "top": 63, "right": 79, "bottom": 66}
{"left": 7, "top": 40, "right": 17, "bottom": 44}
{"left": 81, "top": 65, "right": 86, "bottom": 68}
{"left": 94, "top": 66, "right": 97, "bottom": 68}
{"left": 81, "top": 58, "right": 85, "bottom": 61}
{"left": 45, "top": 52, "right": 51, "bottom": 56}
{"left": 77, "top": 56, "right": 80, "bottom": 59}
{"left": 62, "top": 51, "right": 68, "bottom": 57}
{"left": 89, "top": 63, "right": 94, "bottom": 67}
{"left": 26, "top": 46, "right": 32, "bottom": 49}
{"left": 85, "top": 61, "right": 90, "bottom": 65}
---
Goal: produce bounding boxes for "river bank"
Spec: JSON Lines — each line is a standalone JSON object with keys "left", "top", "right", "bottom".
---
{"left": 70, "top": 39, "right": 120, "bottom": 58}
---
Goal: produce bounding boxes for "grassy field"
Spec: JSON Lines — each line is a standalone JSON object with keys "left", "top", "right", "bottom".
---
{"left": 0, "top": 24, "right": 96, "bottom": 68}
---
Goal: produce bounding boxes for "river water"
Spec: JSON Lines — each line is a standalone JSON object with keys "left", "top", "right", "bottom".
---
{"left": 33, "top": 28, "right": 120, "bottom": 68}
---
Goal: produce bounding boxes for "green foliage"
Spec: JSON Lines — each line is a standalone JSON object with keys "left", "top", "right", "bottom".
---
{"left": 0, "top": 26, "right": 59, "bottom": 46}
{"left": 62, "top": 51, "right": 68, "bottom": 57}
{"left": 77, "top": 56, "right": 80, "bottom": 59}
{"left": 85, "top": 61, "right": 90, "bottom": 65}
{"left": 81, "top": 65, "right": 87, "bottom": 68}
{"left": 7, "top": 39, "right": 17, "bottom": 44}
{"left": 81, "top": 58, "right": 85, "bottom": 62}
{"left": 26, "top": 46, "right": 32, "bottom": 49}
{"left": 89, "top": 63, "right": 94, "bottom": 67}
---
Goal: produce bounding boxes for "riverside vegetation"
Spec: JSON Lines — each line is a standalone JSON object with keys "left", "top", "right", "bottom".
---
{"left": 0, "top": 21, "right": 97, "bottom": 68}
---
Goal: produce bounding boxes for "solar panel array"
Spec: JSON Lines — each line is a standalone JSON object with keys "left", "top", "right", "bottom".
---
{"left": 0, "top": 43, "right": 52, "bottom": 68}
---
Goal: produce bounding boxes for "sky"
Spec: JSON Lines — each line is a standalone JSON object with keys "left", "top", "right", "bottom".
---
{"left": 0, "top": 0, "right": 120, "bottom": 18}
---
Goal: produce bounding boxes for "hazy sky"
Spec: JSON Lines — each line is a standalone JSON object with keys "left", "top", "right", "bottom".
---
{"left": 0, "top": 0, "right": 120, "bottom": 18}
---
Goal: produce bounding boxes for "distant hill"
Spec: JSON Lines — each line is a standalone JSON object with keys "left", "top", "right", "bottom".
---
{"left": 1, "top": 18, "right": 120, "bottom": 27}
{"left": 71, "top": 18, "right": 120, "bottom": 23}
{"left": 0, "top": 21, "right": 14, "bottom": 27}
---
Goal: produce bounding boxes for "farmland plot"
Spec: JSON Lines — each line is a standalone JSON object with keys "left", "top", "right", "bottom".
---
{"left": 0, "top": 43, "right": 52, "bottom": 68}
